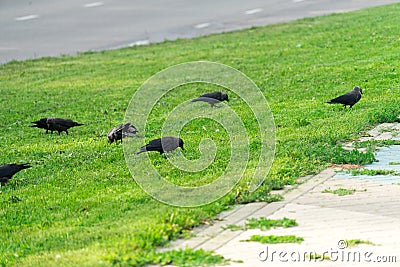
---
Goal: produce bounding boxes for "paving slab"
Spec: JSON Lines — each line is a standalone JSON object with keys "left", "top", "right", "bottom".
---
{"left": 210, "top": 175, "right": 400, "bottom": 267}
{"left": 162, "top": 122, "right": 400, "bottom": 266}
{"left": 163, "top": 168, "right": 400, "bottom": 266}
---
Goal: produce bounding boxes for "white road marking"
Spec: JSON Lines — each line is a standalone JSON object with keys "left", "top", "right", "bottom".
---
{"left": 84, "top": 2, "right": 104, "bottom": 8}
{"left": 15, "top": 14, "right": 39, "bottom": 21}
{"left": 293, "top": 0, "right": 305, "bottom": 3}
{"left": 244, "top": 8, "right": 263, "bottom": 15}
{"left": 194, "top": 22, "right": 211, "bottom": 29}
{"left": 128, "top": 40, "right": 150, "bottom": 46}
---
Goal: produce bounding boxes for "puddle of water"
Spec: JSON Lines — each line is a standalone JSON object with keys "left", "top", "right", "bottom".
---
{"left": 335, "top": 145, "right": 400, "bottom": 184}
{"left": 365, "top": 145, "right": 400, "bottom": 171}
{"left": 334, "top": 173, "right": 400, "bottom": 184}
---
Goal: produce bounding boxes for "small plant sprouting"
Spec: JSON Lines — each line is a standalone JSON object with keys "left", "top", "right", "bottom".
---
{"left": 322, "top": 188, "right": 356, "bottom": 196}
{"left": 348, "top": 169, "right": 399, "bottom": 176}
{"left": 224, "top": 224, "right": 243, "bottom": 231}
{"left": 242, "top": 235, "right": 304, "bottom": 244}
{"left": 224, "top": 217, "right": 298, "bottom": 231}
{"left": 307, "top": 253, "right": 331, "bottom": 261}
{"left": 346, "top": 239, "right": 375, "bottom": 247}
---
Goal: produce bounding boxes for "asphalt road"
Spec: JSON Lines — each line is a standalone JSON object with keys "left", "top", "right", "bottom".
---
{"left": 1, "top": 0, "right": 399, "bottom": 64}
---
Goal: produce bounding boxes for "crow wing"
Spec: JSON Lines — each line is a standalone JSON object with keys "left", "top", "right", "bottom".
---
{"left": 122, "top": 123, "right": 138, "bottom": 137}
{"left": 108, "top": 123, "right": 138, "bottom": 143}
{"left": 158, "top": 136, "right": 181, "bottom": 152}
{"left": 137, "top": 137, "right": 181, "bottom": 154}
{"left": 201, "top": 92, "right": 222, "bottom": 100}
{"left": 329, "top": 92, "right": 357, "bottom": 105}
{"left": 48, "top": 118, "right": 81, "bottom": 127}
{"left": 201, "top": 91, "right": 229, "bottom": 101}
{"left": 46, "top": 118, "right": 83, "bottom": 132}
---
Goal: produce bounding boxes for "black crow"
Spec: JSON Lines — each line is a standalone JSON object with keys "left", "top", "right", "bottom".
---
{"left": 327, "top": 86, "right": 363, "bottom": 108}
{"left": 30, "top": 118, "right": 52, "bottom": 133}
{"left": 201, "top": 91, "right": 229, "bottom": 102}
{"left": 135, "top": 136, "right": 184, "bottom": 154}
{"left": 108, "top": 122, "right": 138, "bottom": 144}
{"left": 46, "top": 118, "right": 84, "bottom": 135}
{"left": 0, "top": 163, "right": 31, "bottom": 186}
{"left": 191, "top": 91, "right": 229, "bottom": 107}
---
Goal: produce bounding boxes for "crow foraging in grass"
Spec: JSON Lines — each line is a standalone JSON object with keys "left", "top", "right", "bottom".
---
{"left": 30, "top": 118, "right": 51, "bottom": 133}
{"left": 327, "top": 86, "right": 363, "bottom": 108}
{"left": 135, "top": 136, "right": 184, "bottom": 155}
{"left": 31, "top": 118, "right": 83, "bottom": 134}
{"left": 46, "top": 118, "right": 84, "bottom": 135}
{"left": 0, "top": 163, "right": 31, "bottom": 186}
{"left": 108, "top": 122, "right": 138, "bottom": 144}
{"left": 191, "top": 91, "right": 229, "bottom": 107}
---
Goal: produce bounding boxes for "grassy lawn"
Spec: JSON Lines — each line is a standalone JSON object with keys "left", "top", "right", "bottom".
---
{"left": 1, "top": 3, "right": 400, "bottom": 266}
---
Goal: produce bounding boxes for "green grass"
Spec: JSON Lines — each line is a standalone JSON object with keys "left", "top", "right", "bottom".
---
{"left": 346, "top": 239, "right": 375, "bottom": 247}
{"left": 107, "top": 248, "right": 228, "bottom": 267}
{"left": 235, "top": 193, "right": 283, "bottom": 204}
{"left": 2, "top": 3, "right": 400, "bottom": 266}
{"left": 322, "top": 188, "right": 357, "bottom": 196}
{"left": 347, "top": 169, "right": 400, "bottom": 176}
{"left": 226, "top": 217, "right": 298, "bottom": 231}
{"left": 307, "top": 253, "right": 331, "bottom": 261}
{"left": 354, "top": 140, "right": 400, "bottom": 151}
{"left": 242, "top": 235, "right": 304, "bottom": 244}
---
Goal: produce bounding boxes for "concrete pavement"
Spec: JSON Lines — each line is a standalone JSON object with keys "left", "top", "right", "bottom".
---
{"left": 163, "top": 122, "right": 400, "bottom": 266}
